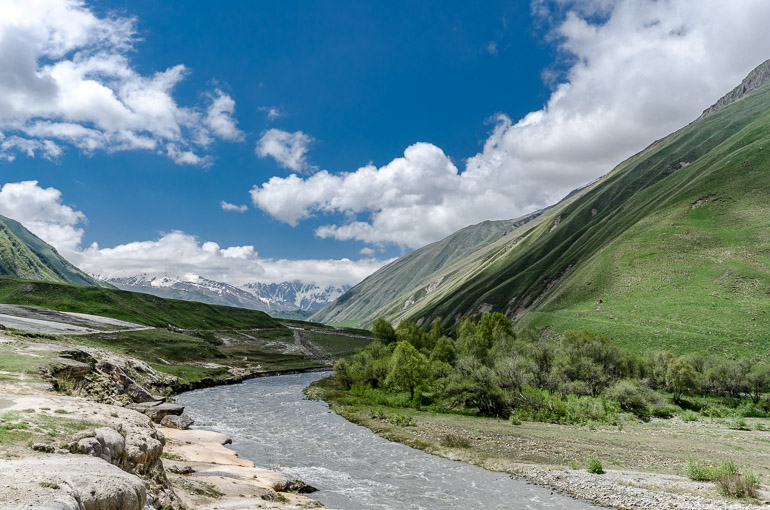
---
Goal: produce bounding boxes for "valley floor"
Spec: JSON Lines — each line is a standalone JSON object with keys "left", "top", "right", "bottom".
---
{"left": 310, "top": 381, "right": 770, "bottom": 510}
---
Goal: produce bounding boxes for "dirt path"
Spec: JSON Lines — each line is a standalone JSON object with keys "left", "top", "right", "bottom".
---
{"left": 288, "top": 327, "right": 329, "bottom": 362}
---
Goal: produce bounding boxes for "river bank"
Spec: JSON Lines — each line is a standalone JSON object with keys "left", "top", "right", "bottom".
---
{"left": 0, "top": 330, "right": 330, "bottom": 509}
{"left": 308, "top": 377, "right": 770, "bottom": 510}
{"left": 177, "top": 371, "right": 602, "bottom": 510}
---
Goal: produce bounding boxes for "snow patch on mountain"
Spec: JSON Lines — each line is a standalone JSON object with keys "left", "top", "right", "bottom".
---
{"left": 96, "top": 273, "right": 348, "bottom": 312}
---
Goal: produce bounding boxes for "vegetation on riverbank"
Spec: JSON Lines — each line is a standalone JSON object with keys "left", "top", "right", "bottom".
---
{"left": 331, "top": 314, "right": 770, "bottom": 426}
{"left": 314, "top": 312, "right": 770, "bottom": 502}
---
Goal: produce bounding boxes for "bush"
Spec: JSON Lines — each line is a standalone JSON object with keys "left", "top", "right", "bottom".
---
{"left": 693, "top": 458, "right": 762, "bottom": 499}
{"left": 716, "top": 471, "right": 760, "bottom": 499}
{"left": 606, "top": 379, "right": 662, "bottom": 415}
{"left": 686, "top": 458, "right": 740, "bottom": 482}
{"left": 387, "top": 414, "right": 415, "bottom": 427}
{"left": 586, "top": 456, "right": 604, "bottom": 474}
{"left": 686, "top": 458, "right": 717, "bottom": 481}
{"left": 440, "top": 433, "right": 470, "bottom": 448}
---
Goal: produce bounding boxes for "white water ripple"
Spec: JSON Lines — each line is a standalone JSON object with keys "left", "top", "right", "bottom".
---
{"left": 176, "top": 372, "right": 603, "bottom": 510}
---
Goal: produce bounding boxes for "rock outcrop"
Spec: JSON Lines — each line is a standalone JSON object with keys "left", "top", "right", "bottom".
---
{"left": 700, "top": 58, "right": 770, "bottom": 118}
{"left": 0, "top": 456, "right": 146, "bottom": 510}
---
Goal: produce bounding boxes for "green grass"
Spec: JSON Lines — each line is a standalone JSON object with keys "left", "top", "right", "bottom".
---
{"left": 0, "top": 277, "right": 279, "bottom": 329}
{"left": 0, "top": 349, "right": 55, "bottom": 383}
{"left": 0, "top": 410, "right": 97, "bottom": 449}
{"left": 305, "top": 331, "right": 371, "bottom": 357}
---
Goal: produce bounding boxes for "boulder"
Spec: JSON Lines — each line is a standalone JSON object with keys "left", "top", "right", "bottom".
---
{"left": 160, "top": 413, "right": 194, "bottom": 429}
{"left": 284, "top": 479, "right": 318, "bottom": 493}
{"left": 31, "top": 443, "right": 55, "bottom": 453}
{"left": 139, "top": 402, "right": 185, "bottom": 423}
{"left": 0, "top": 456, "right": 146, "bottom": 510}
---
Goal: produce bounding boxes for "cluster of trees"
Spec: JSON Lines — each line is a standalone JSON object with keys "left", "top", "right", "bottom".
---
{"left": 333, "top": 313, "right": 770, "bottom": 421}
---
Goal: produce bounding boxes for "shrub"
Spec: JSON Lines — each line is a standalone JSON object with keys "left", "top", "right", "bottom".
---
{"left": 686, "top": 458, "right": 740, "bottom": 482}
{"left": 586, "top": 456, "right": 604, "bottom": 474}
{"left": 680, "top": 410, "right": 699, "bottom": 422}
{"left": 440, "top": 433, "right": 470, "bottom": 448}
{"left": 606, "top": 379, "right": 662, "bottom": 415}
{"left": 715, "top": 471, "right": 759, "bottom": 499}
{"left": 686, "top": 458, "right": 715, "bottom": 481}
{"left": 387, "top": 414, "right": 415, "bottom": 427}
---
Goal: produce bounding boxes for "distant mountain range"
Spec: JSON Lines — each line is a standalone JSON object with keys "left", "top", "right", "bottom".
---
{"left": 313, "top": 58, "right": 770, "bottom": 357}
{"left": 101, "top": 273, "right": 348, "bottom": 313}
{"left": 0, "top": 214, "right": 104, "bottom": 287}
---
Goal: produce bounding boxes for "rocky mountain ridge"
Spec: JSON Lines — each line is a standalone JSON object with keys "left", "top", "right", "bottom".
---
{"left": 101, "top": 273, "right": 348, "bottom": 313}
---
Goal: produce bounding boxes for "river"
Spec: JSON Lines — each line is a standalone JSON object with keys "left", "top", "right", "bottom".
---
{"left": 176, "top": 371, "right": 601, "bottom": 510}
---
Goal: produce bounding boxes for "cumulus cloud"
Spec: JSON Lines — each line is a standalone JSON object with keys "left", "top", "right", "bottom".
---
{"left": 256, "top": 128, "right": 315, "bottom": 172}
{"left": 0, "top": 180, "right": 383, "bottom": 287}
{"left": 251, "top": 0, "right": 770, "bottom": 248}
{"left": 0, "top": 0, "right": 242, "bottom": 164}
{"left": 74, "top": 231, "right": 387, "bottom": 287}
{"left": 220, "top": 201, "right": 248, "bottom": 213}
{"left": 0, "top": 180, "right": 85, "bottom": 254}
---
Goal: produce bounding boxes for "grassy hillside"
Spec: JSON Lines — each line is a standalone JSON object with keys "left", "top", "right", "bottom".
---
{"left": 312, "top": 213, "right": 545, "bottom": 326}
{"left": 317, "top": 62, "right": 770, "bottom": 360}
{"left": 0, "top": 215, "right": 103, "bottom": 287}
{"left": 0, "top": 277, "right": 278, "bottom": 329}
{"left": 403, "top": 76, "right": 770, "bottom": 359}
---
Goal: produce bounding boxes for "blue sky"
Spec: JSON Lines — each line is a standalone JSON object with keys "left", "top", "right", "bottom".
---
{"left": 2, "top": 1, "right": 770, "bottom": 287}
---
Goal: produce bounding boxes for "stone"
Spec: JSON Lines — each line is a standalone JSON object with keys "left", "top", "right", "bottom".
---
{"left": 0, "top": 456, "right": 146, "bottom": 510}
{"left": 141, "top": 402, "right": 185, "bottom": 423}
{"left": 160, "top": 413, "right": 194, "bottom": 430}
{"left": 94, "top": 427, "right": 125, "bottom": 463}
{"left": 78, "top": 437, "right": 102, "bottom": 458}
{"left": 284, "top": 479, "right": 318, "bottom": 493}
{"left": 31, "top": 443, "right": 55, "bottom": 453}
{"left": 166, "top": 465, "right": 195, "bottom": 475}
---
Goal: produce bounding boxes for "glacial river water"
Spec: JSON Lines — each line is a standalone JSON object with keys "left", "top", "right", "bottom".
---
{"left": 176, "top": 372, "right": 601, "bottom": 510}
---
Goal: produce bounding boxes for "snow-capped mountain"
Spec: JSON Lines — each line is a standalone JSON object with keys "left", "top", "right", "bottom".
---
{"left": 98, "top": 273, "right": 348, "bottom": 312}
{"left": 239, "top": 281, "right": 350, "bottom": 311}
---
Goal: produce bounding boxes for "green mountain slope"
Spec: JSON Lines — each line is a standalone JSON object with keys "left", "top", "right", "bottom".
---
{"left": 412, "top": 60, "right": 770, "bottom": 357}
{"left": 0, "top": 277, "right": 278, "bottom": 329}
{"left": 0, "top": 214, "right": 102, "bottom": 287}
{"left": 320, "top": 59, "right": 770, "bottom": 359}
{"left": 311, "top": 211, "right": 545, "bottom": 325}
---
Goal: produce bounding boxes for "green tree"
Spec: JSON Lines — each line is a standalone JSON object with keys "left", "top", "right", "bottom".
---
{"left": 395, "top": 320, "right": 430, "bottom": 352}
{"left": 350, "top": 341, "right": 392, "bottom": 388}
{"left": 743, "top": 364, "right": 770, "bottom": 403}
{"left": 666, "top": 358, "right": 697, "bottom": 404}
{"left": 333, "top": 358, "right": 354, "bottom": 389}
{"left": 372, "top": 318, "right": 397, "bottom": 345}
{"left": 385, "top": 341, "right": 429, "bottom": 400}
{"left": 430, "top": 335, "right": 457, "bottom": 364}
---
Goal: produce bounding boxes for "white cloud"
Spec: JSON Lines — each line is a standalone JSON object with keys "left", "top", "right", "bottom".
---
{"left": 75, "top": 231, "right": 388, "bottom": 287}
{"left": 255, "top": 128, "right": 315, "bottom": 172}
{"left": 250, "top": 0, "right": 770, "bottom": 248}
{"left": 360, "top": 247, "right": 375, "bottom": 256}
{"left": 0, "top": 180, "right": 85, "bottom": 254}
{"left": 204, "top": 90, "right": 244, "bottom": 143}
{"left": 258, "top": 106, "right": 283, "bottom": 121}
{"left": 0, "top": 180, "right": 384, "bottom": 287}
{"left": 486, "top": 41, "right": 498, "bottom": 55}
{"left": 220, "top": 201, "right": 248, "bottom": 213}
{"left": 0, "top": 0, "right": 241, "bottom": 164}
